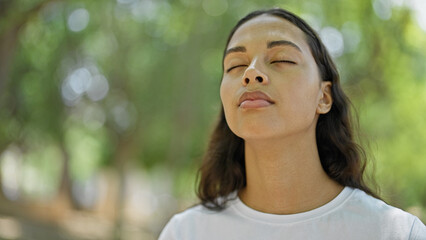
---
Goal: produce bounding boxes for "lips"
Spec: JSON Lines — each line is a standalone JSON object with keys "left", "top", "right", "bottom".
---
{"left": 238, "top": 91, "right": 275, "bottom": 109}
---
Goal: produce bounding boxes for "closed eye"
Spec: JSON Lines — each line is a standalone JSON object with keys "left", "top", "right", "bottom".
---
{"left": 271, "top": 60, "right": 296, "bottom": 64}
{"left": 226, "top": 64, "right": 248, "bottom": 73}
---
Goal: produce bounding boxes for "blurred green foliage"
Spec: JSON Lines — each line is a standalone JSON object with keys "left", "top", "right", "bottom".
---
{"left": 0, "top": 0, "right": 425, "bottom": 225}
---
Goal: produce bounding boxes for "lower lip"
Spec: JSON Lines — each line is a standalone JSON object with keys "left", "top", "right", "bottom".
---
{"left": 239, "top": 99, "right": 273, "bottom": 109}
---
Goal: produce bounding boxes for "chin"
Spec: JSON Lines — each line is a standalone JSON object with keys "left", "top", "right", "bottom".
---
{"left": 230, "top": 121, "right": 282, "bottom": 140}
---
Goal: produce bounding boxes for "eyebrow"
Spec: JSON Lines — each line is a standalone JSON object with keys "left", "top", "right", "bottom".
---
{"left": 224, "top": 46, "right": 246, "bottom": 58}
{"left": 224, "top": 40, "right": 302, "bottom": 59}
{"left": 267, "top": 40, "right": 302, "bottom": 52}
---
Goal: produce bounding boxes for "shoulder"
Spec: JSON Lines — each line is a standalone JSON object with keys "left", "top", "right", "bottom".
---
{"left": 347, "top": 188, "right": 414, "bottom": 221}
{"left": 158, "top": 204, "right": 233, "bottom": 240}
{"left": 166, "top": 204, "right": 222, "bottom": 225}
{"left": 341, "top": 188, "right": 425, "bottom": 239}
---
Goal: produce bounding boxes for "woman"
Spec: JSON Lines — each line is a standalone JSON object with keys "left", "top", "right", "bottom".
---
{"left": 159, "top": 8, "right": 425, "bottom": 240}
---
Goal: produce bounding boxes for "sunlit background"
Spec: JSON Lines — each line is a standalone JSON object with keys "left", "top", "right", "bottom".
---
{"left": 0, "top": 0, "right": 425, "bottom": 239}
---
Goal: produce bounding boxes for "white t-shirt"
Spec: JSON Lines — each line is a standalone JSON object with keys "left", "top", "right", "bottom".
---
{"left": 159, "top": 187, "right": 426, "bottom": 240}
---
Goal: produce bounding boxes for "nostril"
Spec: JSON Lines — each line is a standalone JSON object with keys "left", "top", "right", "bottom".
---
{"left": 245, "top": 78, "right": 250, "bottom": 84}
{"left": 256, "top": 76, "right": 263, "bottom": 83}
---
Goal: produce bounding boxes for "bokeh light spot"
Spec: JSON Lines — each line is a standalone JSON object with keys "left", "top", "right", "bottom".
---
{"left": 86, "top": 74, "right": 109, "bottom": 101}
{"left": 117, "top": 0, "right": 137, "bottom": 5}
{"left": 69, "top": 68, "right": 92, "bottom": 95}
{"left": 131, "top": 0, "right": 159, "bottom": 22}
{"left": 67, "top": 8, "right": 90, "bottom": 32}
{"left": 409, "top": 0, "right": 426, "bottom": 31}
{"left": 373, "top": 0, "right": 392, "bottom": 20}
{"left": 320, "top": 26, "right": 344, "bottom": 58}
{"left": 72, "top": 176, "right": 99, "bottom": 209}
{"left": 0, "top": 145, "right": 22, "bottom": 201}
{"left": 62, "top": 80, "right": 81, "bottom": 106}
{"left": 341, "top": 22, "right": 361, "bottom": 53}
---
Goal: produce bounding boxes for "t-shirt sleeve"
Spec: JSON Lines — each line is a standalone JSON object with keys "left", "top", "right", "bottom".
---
{"left": 409, "top": 217, "right": 426, "bottom": 240}
{"left": 158, "top": 215, "right": 178, "bottom": 240}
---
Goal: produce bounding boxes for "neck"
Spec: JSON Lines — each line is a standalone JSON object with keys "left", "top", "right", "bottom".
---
{"left": 238, "top": 130, "right": 343, "bottom": 214}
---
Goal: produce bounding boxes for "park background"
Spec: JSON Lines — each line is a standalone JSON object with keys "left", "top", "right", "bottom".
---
{"left": 0, "top": 0, "right": 425, "bottom": 239}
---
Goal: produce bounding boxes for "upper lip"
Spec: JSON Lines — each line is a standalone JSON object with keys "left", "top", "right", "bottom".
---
{"left": 238, "top": 91, "right": 275, "bottom": 106}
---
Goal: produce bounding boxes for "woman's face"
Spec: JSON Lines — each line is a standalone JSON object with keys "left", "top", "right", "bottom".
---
{"left": 220, "top": 14, "right": 332, "bottom": 140}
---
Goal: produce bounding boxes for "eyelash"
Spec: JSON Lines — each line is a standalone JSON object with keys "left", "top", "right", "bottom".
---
{"left": 226, "top": 60, "right": 296, "bottom": 73}
{"left": 226, "top": 64, "right": 247, "bottom": 73}
{"left": 270, "top": 60, "right": 296, "bottom": 64}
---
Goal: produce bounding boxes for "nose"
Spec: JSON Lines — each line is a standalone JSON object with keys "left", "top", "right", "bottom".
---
{"left": 241, "top": 59, "right": 269, "bottom": 86}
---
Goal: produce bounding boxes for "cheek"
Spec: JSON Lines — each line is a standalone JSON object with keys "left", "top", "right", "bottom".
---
{"left": 277, "top": 74, "right": 320, "bottom": 116}
{"left": 220, "top": 77, "right": 235, "bottom": 108}
{"left": 220, "top": 78, "right": 239, "bottom": 131}
{"left": 219, "top": 80, "right": 228, "bottom": 106}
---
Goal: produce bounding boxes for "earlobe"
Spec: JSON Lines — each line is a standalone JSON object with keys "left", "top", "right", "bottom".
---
{"left": 316, "top": 81, "right": 333, "bottom": 114}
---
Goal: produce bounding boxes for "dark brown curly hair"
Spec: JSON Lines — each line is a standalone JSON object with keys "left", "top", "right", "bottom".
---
{"left": 196, "top": 8, "right": 379, "bottom": 210}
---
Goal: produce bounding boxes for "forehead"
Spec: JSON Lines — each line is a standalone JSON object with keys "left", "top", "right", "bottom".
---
{"left": 228, "top": 14, "right": 309, "bottom": 51}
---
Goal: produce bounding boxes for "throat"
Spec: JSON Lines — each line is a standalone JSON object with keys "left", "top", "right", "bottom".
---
{"left": 238, "top": 180, "right": 344, "bottom": 214}
{"left": 240, "top": 138, "right": 344, "bottom": 214}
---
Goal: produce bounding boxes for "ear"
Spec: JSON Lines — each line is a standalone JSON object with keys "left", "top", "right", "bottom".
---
{"left": 316, "top": 81, "right": 333, "bottom": 114}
